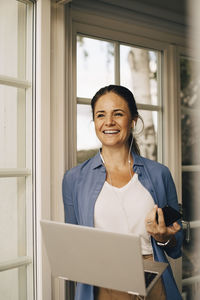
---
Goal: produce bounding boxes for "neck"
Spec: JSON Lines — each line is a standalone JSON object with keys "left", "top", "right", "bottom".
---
{"left": 101, "top": 145, "right": 133, "bottom": 169}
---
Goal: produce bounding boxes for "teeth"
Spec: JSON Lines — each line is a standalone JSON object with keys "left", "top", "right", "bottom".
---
{"left": 103, "top": 130, "right": 119, "bottom": 134}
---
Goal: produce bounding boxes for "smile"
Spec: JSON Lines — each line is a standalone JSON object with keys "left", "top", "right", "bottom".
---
{"left": 103, "top": 130, "right": 120, "bottom": 134}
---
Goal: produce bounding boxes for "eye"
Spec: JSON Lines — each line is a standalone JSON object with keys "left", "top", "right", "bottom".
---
{"left": 114, "top": 112, "right": 123, "bottom": 117}
{"left": 96, "top": 113, "right": 105, "bottom": 118}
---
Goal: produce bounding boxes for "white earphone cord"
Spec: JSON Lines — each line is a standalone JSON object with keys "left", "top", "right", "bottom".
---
{"left": 128, "top": 133, "right": 134, "bottom": 178}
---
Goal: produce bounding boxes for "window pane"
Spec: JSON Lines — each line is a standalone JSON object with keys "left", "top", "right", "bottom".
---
{"left": 183, "top": 283, "right": 200, "bottom": 300}
{"left": 0, "top": 178, "right": 26, "bottom": 261}
{"left": 181, "top": 110, "right": 200, "bottom": 165}
{"left": 120, "top": 45, "right": 159, "bottom": 105}
{"left": 180, "top": 56, "right": 200, "bottom": 165}
{"left": 182, "top": 172, "right": 200, "bottom": 222}
{"left": 77, "top": 104, "right": 101, "bottom": 164}
{"left": 0, "top": 85, "right": 26, "bottom": 168}
{"left": 137, "top": 110, "right": 158, "bottom": 161}
{"left": 182, "top": 227, "right": 200, "bottom": 298}
{"left": 181, "top": 55, "right": 200, "bottom": 299}
{"left": 0, "top": 0, "right": 27, "bottom": 79}
{"left": 77, "top": 35, "right": 115, "bottom": 98}
{"left": 182, "top": 227, "right": 200, "bottom": 279}
{"left": 0, "top": 266, "right": 27, "bottom": 300}
{"left": 0, "top": 1, "right": 33, "bottom": 300}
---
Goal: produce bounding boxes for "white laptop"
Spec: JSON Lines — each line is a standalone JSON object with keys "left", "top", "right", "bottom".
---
{"left": 40, "top": 220, "right": 168, "bottom": 297}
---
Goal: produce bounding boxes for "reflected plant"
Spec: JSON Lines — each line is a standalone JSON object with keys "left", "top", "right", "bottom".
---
{"left": 181, "top": 57, "right": 200, "bottom": 287}
{"left": 106, "top": 42, "right": 114, "bottom": 66}
{"left": 180, "top": 57, "right": 200, "bottom": 165}
{"left": 180, "top": 57, "right": 200, "bottom": 109}
{"left": 77, "top": 35, "right": 114, "bottom": 69}
{"left": 77, "top": 36, "right": 89, "bottom": 59}
{"left": 127, "top": 47, "right": 157, "bottom": 160}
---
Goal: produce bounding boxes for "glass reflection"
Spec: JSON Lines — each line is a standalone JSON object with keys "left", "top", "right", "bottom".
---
{"left": 180, "top": 56, "right": 200, "bottom": 165}
{"left": 120, "top": 45, "right": 159, "bottom": 105}
{"left": 77, "top": 104, "right": 101, "bottom": 164}
{"left": 181, "top": 55, "right": 200, "bottom": 300}
{"left": 77, "top": 35, "right": 115, "bottom": 98}
{"left": 0, "top": 85, "right": 26, "bottom": 168}
{"left": 182, "top": 228, "right": 200, "bottom": 279}
{"left": 0, "top": 0, "right": 27, "bottom": 79}
{"left": 0, "top": 266, "right": 27, "bottom": 300}
{"left": 182, "top": 228, "right": 200, "bottom": 300}
{"left": 137, "top": 110, "right": 158, "bottom": 161}
{"left": 0, "top": 177, "right": 26, "bottom": 260}
{"left": 182, "top": 172, "right": 200, "bottom": 222}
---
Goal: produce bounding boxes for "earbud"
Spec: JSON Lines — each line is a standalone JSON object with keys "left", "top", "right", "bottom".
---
{"left": 132, "top": 120, "right": 135, "bottom": 129}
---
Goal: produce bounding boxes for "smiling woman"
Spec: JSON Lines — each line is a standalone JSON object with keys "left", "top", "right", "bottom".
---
{"left": 93, "top": 90, "right": 136, "bottom": 188}
{"left": 94, "top": 93, "right": 133, "bottom": 147}
{"left": 91, "top": 85, "right": 140, "bottom": 155}
{"left": 63, "top": 84, "right": 183, "bottom": 300}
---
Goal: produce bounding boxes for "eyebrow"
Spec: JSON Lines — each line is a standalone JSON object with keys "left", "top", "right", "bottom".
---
{"left": 95, "top": 109, "right": 125, "bottom": 115}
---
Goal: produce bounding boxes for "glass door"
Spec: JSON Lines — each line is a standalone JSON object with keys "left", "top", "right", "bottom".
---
{"left": 180, "top": 55, "right": 200, "bottom": 300}
{"left": 0, "top": 1, "right": 35, "bottom": 299}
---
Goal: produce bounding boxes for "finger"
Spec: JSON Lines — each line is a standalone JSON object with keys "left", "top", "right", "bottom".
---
{"left": 153, "top": 204, "right": 158, "bottom": 215}
{"left": 145, "top": 205, "right": 157, "bottom": 225}
{"left": 171, "top": 222, "right": 181, "bottom": 232}
{"left": 167, "top": 223, "right": 181, "bottom": 235}
{"left": 152, "top": 204, "right": 158, "bottom": 222}
{"left": 157, "top": 208, "right": 165, "bottom": 227}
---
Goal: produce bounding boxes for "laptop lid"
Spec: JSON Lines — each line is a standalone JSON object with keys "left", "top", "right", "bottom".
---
{"left": 41, "top": 220, "right": 167, "bottom": 296}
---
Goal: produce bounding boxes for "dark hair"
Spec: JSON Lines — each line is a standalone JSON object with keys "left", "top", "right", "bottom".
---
{"left": 91, "top": 85, "right": 140, "bottom": 155}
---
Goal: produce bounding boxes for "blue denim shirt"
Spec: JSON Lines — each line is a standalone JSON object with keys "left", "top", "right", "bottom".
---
{"left": 62, "top": 151, "right": 183, "bottom": 300}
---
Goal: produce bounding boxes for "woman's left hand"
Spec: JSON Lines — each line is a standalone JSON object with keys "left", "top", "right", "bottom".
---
{"left": 145, "top": 205, "right": 181, "bottom": 245}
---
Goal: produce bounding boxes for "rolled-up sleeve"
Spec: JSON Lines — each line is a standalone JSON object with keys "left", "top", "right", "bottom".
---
{"left": 62, "top": 171, "right": 78, "bottom": 225}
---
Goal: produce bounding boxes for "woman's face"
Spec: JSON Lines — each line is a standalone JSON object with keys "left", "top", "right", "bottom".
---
{"left": 94, "top": 92, "right": 134, "bottom": 148}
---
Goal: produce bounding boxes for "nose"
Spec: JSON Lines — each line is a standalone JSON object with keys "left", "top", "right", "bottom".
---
{"left": 105, "top": 114, "right": 115, "bottom": 126}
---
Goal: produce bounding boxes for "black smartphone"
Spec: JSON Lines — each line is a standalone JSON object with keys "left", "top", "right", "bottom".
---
{"left": 156, "top": 205, "right": 182, "bottom": 226}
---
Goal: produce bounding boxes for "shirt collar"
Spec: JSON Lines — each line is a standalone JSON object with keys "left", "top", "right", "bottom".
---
{"left": 91, "top": 151, "right": 104, "bottom": 169}
{"left": 91, "top": 149, "right": 143, "bottom": 169}
{"left": 132, "top": 151, "right": 144, "bottom": 166}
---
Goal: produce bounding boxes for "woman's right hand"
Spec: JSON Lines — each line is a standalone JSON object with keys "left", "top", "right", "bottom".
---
{"left": 145, "top": 205, "right": 181, "bottom": 246}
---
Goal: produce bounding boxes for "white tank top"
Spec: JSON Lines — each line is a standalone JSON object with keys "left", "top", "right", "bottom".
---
{"left": 94, "top": 173, "right": 154, "bottom": 255}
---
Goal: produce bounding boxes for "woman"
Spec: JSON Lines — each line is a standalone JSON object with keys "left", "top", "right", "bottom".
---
{"left": 62, "top": 85, "right": 183, "bottom": 300}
